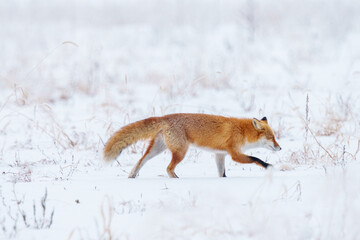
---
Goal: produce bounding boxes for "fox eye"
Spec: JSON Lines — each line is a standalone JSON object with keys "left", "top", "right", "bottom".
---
{"left": 266, "top": 134, "right": 273, "bottom": 140}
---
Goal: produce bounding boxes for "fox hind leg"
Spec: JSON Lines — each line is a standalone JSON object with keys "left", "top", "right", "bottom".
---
{"left": 128, "top": 133, "right": 166, "bottom": 178}
{"left": 167, "top": 150, "right": 187, "bottom": 178}
{"left": 215, "top": 153, "right": 226, "bottom": 177}
{"left": 163, "top": 128, "right": 190, "bottom": 178}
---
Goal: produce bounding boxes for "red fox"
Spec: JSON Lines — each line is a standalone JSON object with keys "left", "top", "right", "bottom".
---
{"left": 103, "top": 113, "right": 281, "bottom": 178}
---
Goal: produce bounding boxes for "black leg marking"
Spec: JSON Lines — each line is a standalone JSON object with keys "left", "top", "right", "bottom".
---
{"left": 249, "top": 156, "right": 271, "bottom": 168}
{"left": 222, "top": 172, "right": 227, "bottom": 177}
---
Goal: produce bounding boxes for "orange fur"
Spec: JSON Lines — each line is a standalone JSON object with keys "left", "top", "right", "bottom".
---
{"left": 103, "top": 113, "right": 281, "bottom": 178}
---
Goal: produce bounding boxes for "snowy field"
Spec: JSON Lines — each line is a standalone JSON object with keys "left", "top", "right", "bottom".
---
{"left": 1, "top": 0, "right": 360, "bottom": 239}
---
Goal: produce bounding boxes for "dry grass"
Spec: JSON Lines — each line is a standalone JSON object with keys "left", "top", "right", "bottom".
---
{"left": 285, "top": 93, "right": 360, "bottom": 166}
{"left": 0, "top": 187, "right": 54, "bottom": 238}
{"left": 315, "top": 95, "right": 355, "bottom": 138}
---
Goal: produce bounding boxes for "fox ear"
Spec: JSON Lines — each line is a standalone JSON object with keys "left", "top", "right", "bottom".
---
{"left": 252, "top": 118, "right": 264, "bottom": 131}
{"left": 261, "top": 117, "right": 268, "bottom": 123}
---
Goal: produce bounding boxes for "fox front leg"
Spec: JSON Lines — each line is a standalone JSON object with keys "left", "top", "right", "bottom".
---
{"left": 228, "top": 149, "right": 272, "bottom": 169}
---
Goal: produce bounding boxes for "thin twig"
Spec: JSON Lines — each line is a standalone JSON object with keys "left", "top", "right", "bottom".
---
{"left": 25, "top": 41, "right": 78, "bottom": 80}
{"left": 307, "top": 127, "right": 335, "bottom": 161}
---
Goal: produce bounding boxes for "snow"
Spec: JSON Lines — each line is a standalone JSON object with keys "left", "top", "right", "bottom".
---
{"left": 1, "top": 0, "right": 360, "bottom": 239}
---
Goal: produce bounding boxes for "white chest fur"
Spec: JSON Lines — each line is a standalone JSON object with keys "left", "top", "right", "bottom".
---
{"left": 239, "top": 137, "right": 266, "bottom": 152}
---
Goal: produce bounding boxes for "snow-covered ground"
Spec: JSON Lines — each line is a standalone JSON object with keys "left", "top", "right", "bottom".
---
{"left": 1, "top": 0, "right": 360, "bottom": 239}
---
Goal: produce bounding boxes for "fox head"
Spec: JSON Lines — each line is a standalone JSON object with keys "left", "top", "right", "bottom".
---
{"left": 252, "top": 117, "right": 281, "bottom": 151}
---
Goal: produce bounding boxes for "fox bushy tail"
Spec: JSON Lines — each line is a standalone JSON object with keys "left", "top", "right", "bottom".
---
{"left": 103, "top": 117, "right": 164, "bottom": 162}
